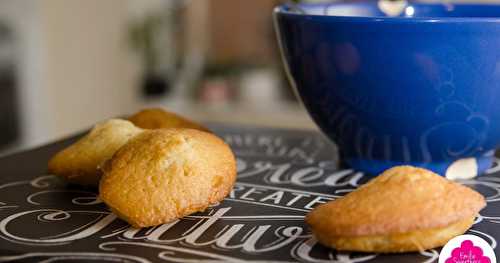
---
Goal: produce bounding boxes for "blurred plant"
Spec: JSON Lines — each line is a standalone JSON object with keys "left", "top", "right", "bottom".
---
{"left": 129, "top": 12, "right": 174, "bottom": 96}
{"left": 128, "top": 14, "right": 164, "bottom": 74}
{"left": 127, "top": 1, "right": 208, "bottom": 98}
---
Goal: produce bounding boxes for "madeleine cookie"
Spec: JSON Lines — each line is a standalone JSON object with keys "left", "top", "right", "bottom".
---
{"left": 48, "top": 119, "right": 143, "bottom": 186}
{"left": 306, "top": 166, "right": 486, "bottom": 253}
{"left": 129, "top": 108, "right": 210, "bottom": 132}
{"left": 99, "top": 128, "right": 237, "bottom": 228}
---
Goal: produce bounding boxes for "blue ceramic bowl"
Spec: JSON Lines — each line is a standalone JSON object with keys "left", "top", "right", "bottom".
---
{"left": 274, "top": 1, "right": 500, "bottom": 178}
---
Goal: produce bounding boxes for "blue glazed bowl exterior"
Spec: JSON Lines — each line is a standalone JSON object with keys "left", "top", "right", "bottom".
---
{"left": 275, "top": 2, "right": 500, "bottom": 176}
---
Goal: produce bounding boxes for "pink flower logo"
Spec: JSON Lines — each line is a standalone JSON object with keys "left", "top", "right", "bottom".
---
{"left": 445, "top": 240, "right": 491, "bottom": 263}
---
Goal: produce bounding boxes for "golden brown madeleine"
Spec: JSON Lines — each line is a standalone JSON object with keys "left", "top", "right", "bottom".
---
{"left": 306, "top": 166, "right": 486, "bottom": 253}
{"left": 128, "top": 108, "right": 210, "bottom": 132}
{"left": 48, "top": 119, "right": 143, "bottom": 186}
{"left": 99, "top": 128, "right": 237, "bottom": 228}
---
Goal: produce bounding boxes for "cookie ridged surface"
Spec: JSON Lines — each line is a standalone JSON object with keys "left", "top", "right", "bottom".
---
{"left": 99, "top": 129, "right": 237, "bottom": 228}
{"left": 129, "top": 108, "right": 210, "bottom": 132}
{"left": 48, "top": 119, "right": 143, "bottom": 186}
{"left": 306, "top": 166, "right": 486, "bottom": 252}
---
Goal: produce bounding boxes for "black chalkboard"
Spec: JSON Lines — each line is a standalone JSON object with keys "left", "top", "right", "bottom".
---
{"left": 0, "top": 124, "right": 498, "bottom": 262}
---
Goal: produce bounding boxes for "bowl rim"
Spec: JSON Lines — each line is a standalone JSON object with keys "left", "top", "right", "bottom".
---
{"left": 274, "top": 1, "right": 500, "bottom": 24}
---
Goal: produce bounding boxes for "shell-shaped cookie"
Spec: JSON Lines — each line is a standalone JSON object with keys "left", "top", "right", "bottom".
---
{"left": 306, "top": 166, "right": 486, "bottom": 252}
{"left": 48, "top": 119, "right": 144, "bottom": 186}
{"left": 99, "top": 128, "right": 236, "bottom": 228}
{"left": 129, "top": 108, "right": 210, "bottom": 132}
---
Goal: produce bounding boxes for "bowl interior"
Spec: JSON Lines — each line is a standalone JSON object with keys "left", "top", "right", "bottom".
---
{"left": 284, "top": 2, "right": 500, "bottom": 19}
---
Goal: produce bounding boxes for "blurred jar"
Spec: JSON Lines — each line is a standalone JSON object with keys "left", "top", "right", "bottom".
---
{"left": 0, "top": 22, "right": 18, "bottom": 149}
{"left": 239, "top": 68, "right": 281, "bottom": 108}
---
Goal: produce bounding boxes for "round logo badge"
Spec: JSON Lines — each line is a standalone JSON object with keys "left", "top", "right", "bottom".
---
{"left": 439, "top": 234, "right": 496, "bottom": 263}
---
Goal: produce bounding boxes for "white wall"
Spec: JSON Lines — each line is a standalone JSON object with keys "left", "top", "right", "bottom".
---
{"left": 0, "top": 0, "right": 141, "bottom": 150}
{"left": 39, "top": 0, "right": 140, "bottom": 141}
{"left": 0, "top": 0, "right": 46, "bottom": 148}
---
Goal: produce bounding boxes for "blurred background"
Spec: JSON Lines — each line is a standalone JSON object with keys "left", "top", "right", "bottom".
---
{"left": 0, "top": 0, "right": 317, "bottom": 156}
{"left": 0, "top": 0, "right": 498, "bottom": 155}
